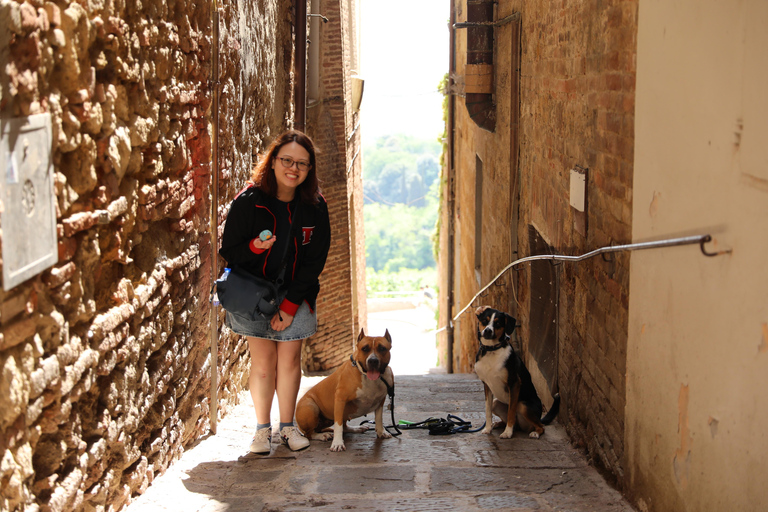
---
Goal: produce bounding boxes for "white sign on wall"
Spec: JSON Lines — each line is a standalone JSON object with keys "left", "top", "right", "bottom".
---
{"left": 0, "top": 113, "right": 58, "bottom": 291}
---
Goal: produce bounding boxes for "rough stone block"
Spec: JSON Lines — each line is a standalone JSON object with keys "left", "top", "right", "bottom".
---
{"left": 44, "top": 262, "right": 77, "bottom": 288}
{"left": 0, "top": 317, "right": 37, "bottom": 351}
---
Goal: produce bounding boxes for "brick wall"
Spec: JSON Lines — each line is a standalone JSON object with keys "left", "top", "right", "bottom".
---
{"left": 303, "top": 0, "right": 365, "bottom": 373}
{"left": 442, "top": 0, "right": 637, "bottom": 485}
{"left": 517, "top": 0, "right": 636, "bottom": 483}
{"left": 0, "top": 0, "right": 293, "bottom": 510}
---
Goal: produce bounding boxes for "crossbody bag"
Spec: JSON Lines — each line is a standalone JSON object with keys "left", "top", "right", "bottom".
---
{"left": 216, "top": 200, "right": 301, "bottom": 321}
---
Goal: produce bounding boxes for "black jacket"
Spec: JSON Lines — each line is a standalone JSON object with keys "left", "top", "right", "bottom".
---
{"left": 219, "top": 184, "right": 331, "bottom": 315}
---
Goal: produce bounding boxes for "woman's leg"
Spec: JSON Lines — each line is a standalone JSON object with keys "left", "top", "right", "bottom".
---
{"left": 275, "top": 339, "right": 304, "bottom": 424}
{"left": 248, "top": 336, "right": 278, "bottom": 424}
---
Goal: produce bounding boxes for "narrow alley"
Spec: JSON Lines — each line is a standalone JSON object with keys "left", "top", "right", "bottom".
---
{"left": 2, "top": 0, "right": 763, "bottom": 508}
{"left": 125, "top": 302, "right": 633, "bottom": 512}
{"left": 124, "top": 373, "right": 633, "bottom": 512}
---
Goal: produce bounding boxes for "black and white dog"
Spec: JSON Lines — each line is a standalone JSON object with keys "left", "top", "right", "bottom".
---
{"left": 474, "top": 306, "right": 560, "bottom": 439}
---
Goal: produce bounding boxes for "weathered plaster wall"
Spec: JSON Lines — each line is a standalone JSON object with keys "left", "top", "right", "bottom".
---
{"left": 628, "top": 0, "right": 768, "bottom": 510}
{"left": 0, "top": 0, "right": 293, "bottom": 510}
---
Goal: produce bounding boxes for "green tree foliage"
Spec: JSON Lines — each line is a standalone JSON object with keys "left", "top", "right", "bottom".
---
{"left": 364, "top": 201, "right": 437, "bottom": 272}
{"left": 363, "top": 135, "right": 441, "bottom": 288}
{"left": 417, "top": 154, "right": 439, "bottom": 190}
{"left": 366, "top": 267, "right": 437, "bottom": 296}
{"left": 363, "top": 134, "right": 441, "bottom": 206}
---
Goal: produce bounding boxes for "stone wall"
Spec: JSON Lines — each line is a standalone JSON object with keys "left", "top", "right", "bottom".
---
{"left": 442, "top": 0, "right": 636, "bottom": 485}
{"left": 0, "top": 0, "right": 294, "bottom": 510}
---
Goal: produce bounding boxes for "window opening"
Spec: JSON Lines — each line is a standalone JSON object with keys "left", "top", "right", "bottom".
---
{"left": 465, "top": 0, "right": 496, "bottom": 131}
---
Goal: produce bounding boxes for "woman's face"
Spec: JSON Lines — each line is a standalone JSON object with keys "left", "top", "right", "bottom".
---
{"left": 272, "top": 141, "right": 311, "bottom": 201}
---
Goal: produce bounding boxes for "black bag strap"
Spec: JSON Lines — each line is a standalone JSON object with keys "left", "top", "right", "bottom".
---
{"left": 272, "top": 199, "right": 302, "bottom": 287}
{"left": 218, "top": 196, "right": 301, "bottom": 290}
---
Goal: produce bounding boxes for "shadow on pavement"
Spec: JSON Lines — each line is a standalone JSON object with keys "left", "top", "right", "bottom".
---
{"left": 167, "top": 374, "right": 635, "bottom": 512}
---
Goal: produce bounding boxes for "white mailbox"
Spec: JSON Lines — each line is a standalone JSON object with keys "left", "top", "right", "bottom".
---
{"left": 1, "top": 113, "right": 58, "bottom": 291}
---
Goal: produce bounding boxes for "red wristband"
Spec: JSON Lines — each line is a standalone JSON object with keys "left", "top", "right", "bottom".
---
{"left": 279, "top": 299, "right": 300, "bottom": 316}
{"left": 249, "top": 238, "right": 266, "bottom": 254}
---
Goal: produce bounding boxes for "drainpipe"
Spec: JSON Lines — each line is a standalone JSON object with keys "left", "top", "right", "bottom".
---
{"left": 208, "top": 0, "right": 221, "bottom": 434}
{"left": 445, "top": 0, "right": 457, "bottom": 374}
{"left": 295, "top": 0, "right": 308, "bottom": 132}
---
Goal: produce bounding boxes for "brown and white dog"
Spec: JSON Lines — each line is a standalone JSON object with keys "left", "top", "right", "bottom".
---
{"left": 295, "top": 328, "right": 394, "bottom": 451}
{"left": 474, "top": 306, "right": 560, "bottom": 439}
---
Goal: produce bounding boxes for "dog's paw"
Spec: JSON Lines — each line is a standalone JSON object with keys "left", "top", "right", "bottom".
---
{"left": 376, "top": 430, "right": 392, "bottom": 440}
{"left": 318, "top": 432, "right": 334, "bottom": 442}
{"left": 528, "top": 431, "right": 540, "bottom": 439}
{"left": 492, "top": 420, "right": 506, "bottom": 430}
{"left": 500, "top": 428, "right": 515, "bottom": 439}
{"left": 345, "top": 425, "right": 369, "bottom": 434}
{"left": 480, "top": 427, "right": 493, "bottom": 435}
{"left": 330, "top": 441, "right": 346, "bottom": 452}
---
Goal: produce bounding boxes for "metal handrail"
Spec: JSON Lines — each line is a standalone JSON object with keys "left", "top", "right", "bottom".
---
{"left": 441, "top": 233, "right": 727, "bottom": 332}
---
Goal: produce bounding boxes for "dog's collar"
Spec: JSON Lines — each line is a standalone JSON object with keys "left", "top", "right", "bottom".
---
{"left": 478, "top": 342, "right": 506, "bottom": 356}
{"left": 350, "top": 354, "right": 365, "bottom": 373}
{"left": 349, "top": 354, "right": 391, "bottom": 389}
{"left": 478, "top": 333, "right": 510, "bottom": 356}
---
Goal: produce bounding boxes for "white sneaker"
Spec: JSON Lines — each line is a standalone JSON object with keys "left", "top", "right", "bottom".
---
{"left": 279, "top": 426, "right": 310, "bottom": 451}
{"left": 249, "top": 427, "right": 272, "bottom": 454}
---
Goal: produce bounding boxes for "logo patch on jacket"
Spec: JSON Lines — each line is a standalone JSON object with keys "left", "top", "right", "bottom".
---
{"left": 302, "top": 226, "right": 315, "bottom": 245}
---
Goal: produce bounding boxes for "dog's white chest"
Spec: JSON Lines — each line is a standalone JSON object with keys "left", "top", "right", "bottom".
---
{"left": 474, "top": 346, "right": 511, "bottom": 402}
{"left": 349, "top": 368, "right": 391, "bottom": 416}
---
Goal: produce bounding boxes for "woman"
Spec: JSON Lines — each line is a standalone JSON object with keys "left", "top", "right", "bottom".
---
{"left": 219, "top": 130, "right": 331, "bottom": 453}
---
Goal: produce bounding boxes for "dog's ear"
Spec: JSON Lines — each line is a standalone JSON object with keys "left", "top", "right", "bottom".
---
{"left": 358, "top": 328, "right": 366, "bottom": 343}
{"left": 475, "top": 306, "right": 489, "bottom": 318}
{"left": 505, "top": 314, "right": 517, "bottom": 335}
{"left": 384, "top": 329, "right": 392, "bottom": 344}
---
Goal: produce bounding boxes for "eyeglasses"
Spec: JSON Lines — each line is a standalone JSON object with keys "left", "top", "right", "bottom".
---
{"left": 277, "top": 156, "right": 311, "bottom": 172}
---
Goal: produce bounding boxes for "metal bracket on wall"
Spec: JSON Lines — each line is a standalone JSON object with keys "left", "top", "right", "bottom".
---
{"left": 699, "top": 235, "right": 731, "bottom": 257}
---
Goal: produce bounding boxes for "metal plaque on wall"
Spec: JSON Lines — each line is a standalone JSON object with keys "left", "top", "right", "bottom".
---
{"left": 0, "top": 113, "right": 58, "bottom": 291}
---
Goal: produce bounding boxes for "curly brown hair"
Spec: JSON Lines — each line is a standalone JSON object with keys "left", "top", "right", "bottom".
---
{"left": 251, "top": 130, "right": 321, "bottom": 204}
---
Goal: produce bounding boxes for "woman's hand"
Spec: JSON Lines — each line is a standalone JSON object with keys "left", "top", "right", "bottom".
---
{"left": 252, "top": 236, "right": 277, "bottom": 251}
{"left": 270, "top": 310, "right": 294, "bottom": 332}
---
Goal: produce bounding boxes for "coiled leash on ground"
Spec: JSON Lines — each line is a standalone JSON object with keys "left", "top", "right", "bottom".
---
{"left": 398, "top": 414, "right": 486, "bottom": 435}
{"left": 364, "top": 413, "right": 486, "bottom": 436}
{"left": 356, "top": 374, "right": 485, "bottom": 436}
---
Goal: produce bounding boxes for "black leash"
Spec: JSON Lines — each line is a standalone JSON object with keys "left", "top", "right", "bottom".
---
{"left": 398, "top": 414, "right": 486, "bottom": 435}
{"left": 357, "top": 379, "right": 402, "bottom": 437}
{"left": 350, "top": 355, "right": 402, "bottom": 437}
{"left": 382, "top": 376, "right": 402, "bottom": 437}
{"left": 348, "top": 357, "right": 484, "bottom": 437}
{"left": 364, "top": 413, "right": 485, "bottom": 436}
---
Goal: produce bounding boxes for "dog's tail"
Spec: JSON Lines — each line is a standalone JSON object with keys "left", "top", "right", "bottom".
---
{"left": 541, "top": 393, "right": 560, "bottom": 425}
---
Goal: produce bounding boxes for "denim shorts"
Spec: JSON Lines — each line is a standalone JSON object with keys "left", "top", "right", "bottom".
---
{"left": 224, "top": 300, "right": 317, "bottom": 341}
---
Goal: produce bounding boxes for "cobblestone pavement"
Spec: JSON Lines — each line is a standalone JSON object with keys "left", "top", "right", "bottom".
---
{"left": 126, "top": 372, "right": 635, "bottom": 512}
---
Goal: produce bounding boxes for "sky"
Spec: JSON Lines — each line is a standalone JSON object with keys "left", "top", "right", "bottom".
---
{"left": 359, "top": 0, "right": 450, "bottom": 145}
